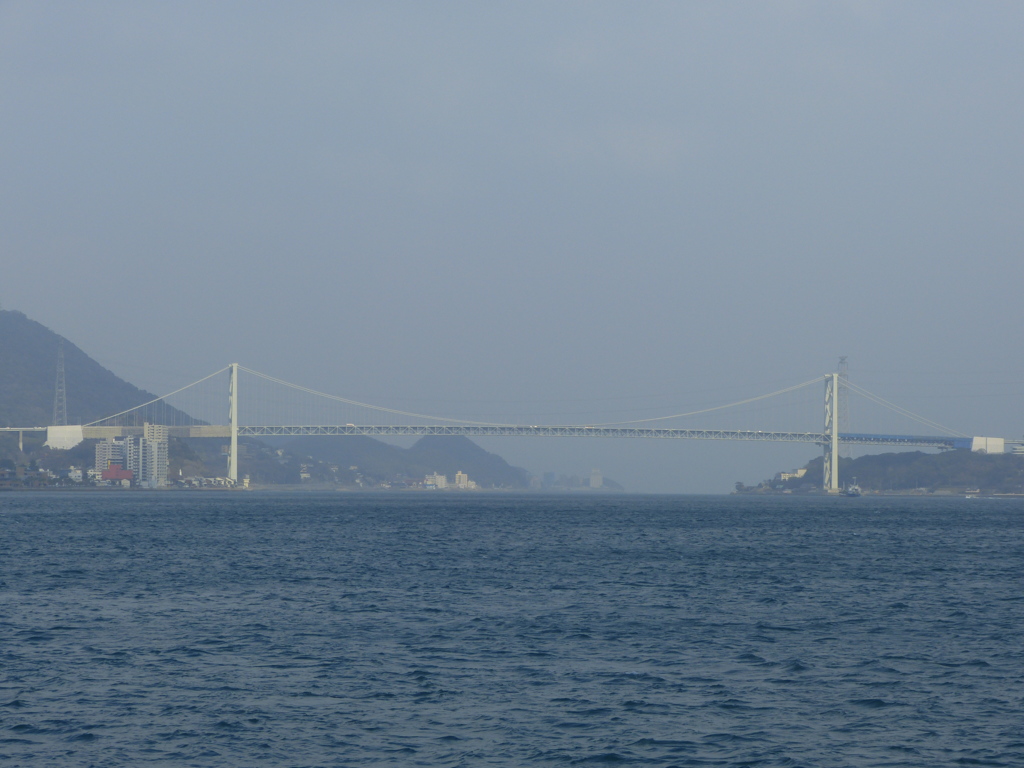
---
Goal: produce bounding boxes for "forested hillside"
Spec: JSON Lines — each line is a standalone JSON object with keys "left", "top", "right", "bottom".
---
{"left": 774, "top": 451, "right": 1024, "bottom": 494}
{"left": 0, "top": 309, "right": 159, "bottom": 427}
{"left": 286, "top": 434, "right": 530, "bottom": 488}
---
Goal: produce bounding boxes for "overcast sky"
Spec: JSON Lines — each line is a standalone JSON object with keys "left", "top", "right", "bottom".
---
{"left": 3, "top": 2, "right": 1022, "bottom": 491}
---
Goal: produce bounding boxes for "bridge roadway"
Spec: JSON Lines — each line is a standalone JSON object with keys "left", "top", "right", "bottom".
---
{"left": 0, "top": 425, "right": 971, "bottom": 448}
{"left": 0, "top": 424, "right": 962, "bottom": 448}
{"left": 239, "top": 426, "right": 964, "bottom": 448}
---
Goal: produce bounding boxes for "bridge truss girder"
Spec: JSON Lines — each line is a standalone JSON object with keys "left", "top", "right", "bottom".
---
{"left": 235, "top": 424, "right": 960, "bottom": 448}
{"left": 35, "top": 423, "right": 958, "bottom": 448}
{"left": 236, "top": 425, "right": 829, "bottom": 442}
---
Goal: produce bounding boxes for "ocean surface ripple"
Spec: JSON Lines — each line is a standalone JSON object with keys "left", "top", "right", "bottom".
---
{"left": 2, "top": 493, "right": 1023, "bottom": 766}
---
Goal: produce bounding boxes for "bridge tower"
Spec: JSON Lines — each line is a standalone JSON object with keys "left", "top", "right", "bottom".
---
{"left": 228, "top": 363, "right": 238, "bottom": 484}
{"left": 823, "top": 373, "right": 840, "bottom": 492}
{"left": 838, "top": 356, "right": 850, "bottom": 458}
{"left": 52, "top": 339, "right": 68, "bottom": 426}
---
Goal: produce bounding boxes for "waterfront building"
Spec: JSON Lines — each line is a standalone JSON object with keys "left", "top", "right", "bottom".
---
{"left": 92, "top": 424, "right": 169, "bottom": 487}
{"left": 138, "top": 424, "right": 169, "bottom": 488}
{"left": 95, "top": 438, "right": 126, "bottom": 473}
{"left": 425, "top": 472, "right": 448, "bottom": 489}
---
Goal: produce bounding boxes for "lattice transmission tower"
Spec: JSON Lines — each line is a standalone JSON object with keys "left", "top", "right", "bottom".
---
{"left": 838, "top": 356, "right": 850, "bottom": 458}
{"left": 52, "top": 339, "right": 68, "bottom": 426}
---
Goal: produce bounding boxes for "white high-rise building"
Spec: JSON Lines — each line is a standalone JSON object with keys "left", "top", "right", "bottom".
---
{"left": 425, "top": 472, "right": 448, "bottom": 489}
{"left": 138, "top": 424, "right": 169, "bottom": 487}
{"left": 92, "top": 424, "right": 169, "bottom": 487}
{"left": 95, "top": 438, "right": 126, "bottom": 472}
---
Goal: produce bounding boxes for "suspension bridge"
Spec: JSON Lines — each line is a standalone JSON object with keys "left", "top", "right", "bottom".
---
{"left": 3, "top": 364, "right": 1017, "bottom": 492}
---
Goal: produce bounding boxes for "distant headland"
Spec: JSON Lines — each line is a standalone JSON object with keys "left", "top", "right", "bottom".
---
{"left": 737, "top": 450, "right": 1024, "bottom": 496}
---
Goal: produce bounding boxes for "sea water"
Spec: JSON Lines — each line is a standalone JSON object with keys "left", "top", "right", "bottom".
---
{"left": 1, "top": 492, "right": 1022, "bottom": 766}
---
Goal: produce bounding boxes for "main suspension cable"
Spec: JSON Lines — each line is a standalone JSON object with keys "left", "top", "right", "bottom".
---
{"left": 844, "top": 380, "right": 968, "bottom": 437}
{"left": 589, "top": 376, "right": 826, "bottom": 426}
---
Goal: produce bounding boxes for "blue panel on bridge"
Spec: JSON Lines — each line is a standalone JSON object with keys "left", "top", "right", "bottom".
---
{"left": 839, "top": 433, "right": 959, "bottom": 447}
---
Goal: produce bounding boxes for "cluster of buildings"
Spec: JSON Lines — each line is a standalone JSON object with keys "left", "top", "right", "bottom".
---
{"left": 0, "top": 465, "right": 55, "bottom": 488}
{"left": 531, "top": 469, "right": 604, "bottom": 490}
{"left": 291, "top": 463, "right": 482, "bottom": 490}
{"left": 177, "top": 475, "right": 244, "bottom": 489}
{"left": 94, "top": 424, "right": 169, "bottom": 488}
{"left": 0, "top": 464, "right": 113, "bottom": 489}
{"left": 424, "top": 471, "right": 478, "bottom": 490}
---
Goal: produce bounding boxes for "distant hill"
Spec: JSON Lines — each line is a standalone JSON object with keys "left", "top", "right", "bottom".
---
{"left": 286, "top": 434, "right": 530, "bottom": 488}
{"left": 773, "top": 450, "right": 1024, "bottom": 494}
{"left": 0, "top": 309, "right": 164, "bottom": 427}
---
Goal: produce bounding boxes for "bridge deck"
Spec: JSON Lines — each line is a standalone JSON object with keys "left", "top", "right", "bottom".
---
{"left": 238, "top": 425, "right": 830, "bottom": 442}
{"left": 237, "top": 425, "right": 959, "bottom": 447}
{"left": 1, "top": 424, "right": 969, "bottom": 448}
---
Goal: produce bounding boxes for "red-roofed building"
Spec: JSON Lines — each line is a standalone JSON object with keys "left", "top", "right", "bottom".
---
{"left": 101, "top": 464, "right": 133, "bottom": 482}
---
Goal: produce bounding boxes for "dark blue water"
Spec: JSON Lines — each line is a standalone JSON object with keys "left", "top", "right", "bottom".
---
{"left": 2, "top": 493, "right": 1023, "bottom": 766}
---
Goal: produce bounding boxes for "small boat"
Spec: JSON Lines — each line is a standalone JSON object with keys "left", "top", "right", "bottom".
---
{"left": 844, "top": 478, "right": 862, "bottom": 497}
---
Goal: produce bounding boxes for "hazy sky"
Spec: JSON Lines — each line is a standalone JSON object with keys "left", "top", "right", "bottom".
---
{"left": 3, "top": 2, "right": 1023, "bottom": 491}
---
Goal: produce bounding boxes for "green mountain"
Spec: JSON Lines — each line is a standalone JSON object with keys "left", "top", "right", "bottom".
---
{"left": 286, "top": 434, "right": 530, "bottom": 488}
{"left": 773, "top": 451, "right": 1024, "bottom": 494}
{"left": 407, "top": 435, "right": 529, "bottom": 487}
{"left": 0, "top": 309, "right": 160, "bottom": 428}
